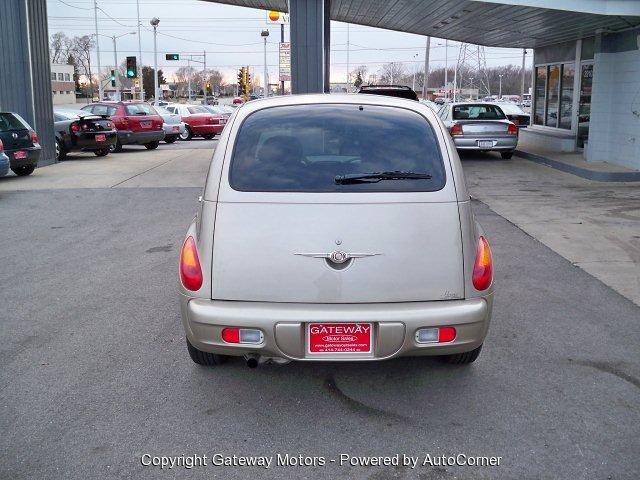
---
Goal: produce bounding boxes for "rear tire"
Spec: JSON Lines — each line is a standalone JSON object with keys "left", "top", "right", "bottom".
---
{"left": 186, "top": 337, "right": 227, "bottom": 366}
{"left": 56, "top": 140, "right": 66, "bottom": 161}
{"left": 440, "top": 344, "right": 482, "bottom": 365}
{"left": 164, "top": 135, "right": 178, "bottom": 144}
{"left": 110, "top": 138, "right": 123, "bottom": 153}
{"left": 11, "top": 165, "right": 36, "bottom": 176}
{"left": 94, "top": 148, "right": 109, "bottom": 157}
{"left": 144, "top": 141, "right": 160, "bottom": 150}
{"left": 202, "top": 133, "right": 215, "bottom": 140}
{"left": 500, "top": 151, "right": 513, "bottom": 159}
{"left": 179, "top": 126, "right": 193, "bottom": 141}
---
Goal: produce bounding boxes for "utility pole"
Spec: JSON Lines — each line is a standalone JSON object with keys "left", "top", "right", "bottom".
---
{"left": 280, "top": 24, "right": 285, "bottom": 95}
{"left": 93, "top": 0, "right": 102, "bottom": 101}
{"left": 261, "top": 30, "right": 269, "bottom": 97}
{"left": 203, "top": 50, "right": 207, "bottom": 105}
{"left": 150, "top": 18, "right": 160, "bottom": 102}
{"left": 422, "top": 36, "right": 430, "bottom": 100}
{"left": 187, "top": 59, "right": 192, "bottom": 102}
{"left": 346, "top": 24, "right": 350, "bottom": 86}
{"left": 444, "top": 40, "right": 448, "bottom": 99}
{"left": 499, "top": 74, "right": 503, "bottom": 98}
{"left": 136, "top": 0, "right": 143, "bottom": 100}
{"left": 520, "top": 49, "right": 527, "bottom": 105}
{"left": 112, "top": 36, "right": 119, "bottom": 101}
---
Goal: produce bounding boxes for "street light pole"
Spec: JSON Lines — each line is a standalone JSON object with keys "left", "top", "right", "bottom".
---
{"left": 499, "top": 74, "right": 503, "bottom": 99}
{"left": 112, "top": 35, "right": 119, "bottom": 101}
{"left": 93, "top": 0, "right": 102, "bottom": 100}
{"left": 520, "top": 49, "right": 527, "bottom": 105}
{"left": 444, "top": 40, "right": 448, "bottom": 100}
{"left": 150, "top": 18, "right": 160, "bottom": 102}
{"left": 422, "top": 37, "right": 430, "bottom": 100}
{"left": 203, "top": 50, "right": 207, "bottom": 105}
{"left": 412, "top": 53, "right": 418, "bottom": 91}
{"left": 261, "top": 30, "right": 269, "bottom": 97}
{"left": 136, "top": 0, "right": 143, "bottom": 100}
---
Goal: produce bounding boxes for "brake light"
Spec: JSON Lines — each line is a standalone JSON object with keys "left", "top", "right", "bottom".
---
{"left": 81, "top": 123, "right": 88, "bottom": 130}
{"left": 415, "top": 326, "right": 457, "bottom": 343}
{"left": 450, "top": 123, "right": 463, "bottom": 136}
{"left": 221, "top": 328, "right": 263, "bottom": 344}
{"left": 70, "top": 122, "right": 80, "bottom": 133}
{"left": 507, "top": 122, "right": 518, "bottom": 135}
{"left": 472, "top": 236, "right": 493, "bottom": 291}
{"left": 30, "top": 130, "right": 39, "bottom": 144}
{"left": 0, "top": 139, "right": 3, "bottom": 153}
{"left": 179, "top": 236, "right": 203, "bottom": 291}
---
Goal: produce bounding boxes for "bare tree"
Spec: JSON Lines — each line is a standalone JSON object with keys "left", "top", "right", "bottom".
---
{"left": 351, "top": 65, "right": 368, "bottom": 84}
{"left": 71, "top": 35, "right": 96, "bottom": 97}
{"left": 378, "top": 62, "right": 407, "bottom": 85}
{"left": 50, "top": 32, "right": 72, "bottom": 64}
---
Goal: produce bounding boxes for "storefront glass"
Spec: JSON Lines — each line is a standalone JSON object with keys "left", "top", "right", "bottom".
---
{"left": 534, "top": 67, "right": 546, "bottom": 125}
{"left": 559, "top": 64, "right": 574, "bottom": 130}
{"left": 545, "top": 65, "right": 560, "bottom": 127}
{"left": 578, "top": 63, "right": 593, "bottom": 148}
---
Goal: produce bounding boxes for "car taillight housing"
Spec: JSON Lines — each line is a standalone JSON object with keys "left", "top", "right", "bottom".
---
{"left": 507, "top": 122, "right": 518, "bottom": 135}
{"left": 179, "top": 236, "right": 203, "bottom": 291}
{"left": 30, "top": 130, "right": 39, "bottom": 144}
{"left": 0, "top": 139, "right": 4, "bottom": 152}
{"left": 472, "top": 236, "right": 493, "bottom": 291}
{"left": 450, "top": 123, "right": 463, "bottom": 136}
{"left": 70, "top": 122, "right": 80, "bottom": 133}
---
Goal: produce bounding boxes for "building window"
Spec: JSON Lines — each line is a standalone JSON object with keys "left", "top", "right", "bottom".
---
{"left": 534, "top": 67, "right": 546, "bottom": 125}
{"left": 58, "top": 73, "right": 64, "bottom": 81}
{"left": 64, "top": 73, "right": 71, "bottom": 81}
{"left": 546, "top": 65, "right": 560, "bottom": 127}
{"left": 51, "top": 72, "right": 56, "bottom": 81}
{"left": 559, "top": 64, "right": 574, "bottom": 130}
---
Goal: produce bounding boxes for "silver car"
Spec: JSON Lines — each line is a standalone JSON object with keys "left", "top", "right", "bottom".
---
{"left": 439, "top": 102, "right": 518, "bottom": 159}
{"left": 155, "top": 106, "right": 186, "bottom": 144}
{"left": 179, "top": 94, "right": 494, "bottom": 368}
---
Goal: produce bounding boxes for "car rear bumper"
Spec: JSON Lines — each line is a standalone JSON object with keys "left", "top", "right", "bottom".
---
{"left": 69, "top": 131, "right": 117, "bottom": 151}
{"left": 190, "top": 124, "right": 224, "bottom": 135}
{"left": 6, "top": 146, "right": 41, "bottom": 168}
{"left": 163, "top": 122, "right": 186, "bottom": 136}
{"left": 453, "top": 136, "right": 518, "bottom": 151}
{"left": 0, "top": 152, "right": 10, "bottom": 176}
{"left": 180, "top": 295, "right": 492, "bottom": 361}
{"left": 117, "top": 130, "right": 165, "bottom": 145}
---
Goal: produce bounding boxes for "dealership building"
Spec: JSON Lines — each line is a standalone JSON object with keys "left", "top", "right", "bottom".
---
{"left": 1, "top": 0, "right": 639, "bottom": 170}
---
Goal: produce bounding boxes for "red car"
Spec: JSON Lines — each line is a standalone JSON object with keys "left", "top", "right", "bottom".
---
{"left": 81, "top": 101, "right": 164, "bottom": 152}
{"left": 232, "top": 97, "right": 244, "bottom": 105}
{"left": 165, "top": 105, "right": 226, "bottom": 141}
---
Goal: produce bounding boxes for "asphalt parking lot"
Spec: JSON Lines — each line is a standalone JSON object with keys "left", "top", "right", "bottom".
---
{"left": 1, "top": 141, "right": 639, "bottom": 479}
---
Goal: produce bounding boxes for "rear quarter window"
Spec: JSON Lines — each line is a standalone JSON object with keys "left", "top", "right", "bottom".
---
{"left": 0, "top": 113, "right": 28, "bottom": 131}
{"left": 229, "top": 104, "right": 446, "bottom": 192}
{"left": 91, "top": 105, "right": 118, "bottom": 116}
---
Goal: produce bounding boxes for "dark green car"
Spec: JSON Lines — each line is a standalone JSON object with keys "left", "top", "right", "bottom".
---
{"left": 0, "top": 112, "right": 41, "bottom": 176}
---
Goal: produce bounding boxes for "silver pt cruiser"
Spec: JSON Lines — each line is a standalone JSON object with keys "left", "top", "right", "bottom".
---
{"left": 179, "top": 94, "right": 493, "bottom": 368}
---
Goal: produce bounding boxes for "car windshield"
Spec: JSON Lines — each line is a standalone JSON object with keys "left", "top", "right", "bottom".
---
{"left": 452, "top": 104, "right": 506, "bottom": 120}
{"left": 125, "top": 103, "right": 157, "bottom": 115}
{"left": 187, "top": 106, "right": 208, "bottom": 114}
{"left": 155, "top": 107, "right": 171, "bottom": 115}
{"left": 0, "top": 112, "right": 28, "bottom": 131}
{"left": 229, "top": 104, "right": 446, "bottom": 192}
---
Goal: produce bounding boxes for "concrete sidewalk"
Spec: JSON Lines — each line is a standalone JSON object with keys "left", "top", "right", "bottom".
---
{"left": 462, "top": 151, "right": 640, "bottom": 306}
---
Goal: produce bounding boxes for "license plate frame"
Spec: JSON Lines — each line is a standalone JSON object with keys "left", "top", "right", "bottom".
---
{"left": 95, "top": 134, "right": 106, "bottom": 142}
{"left": 477, "top": 140, "right": 494, "bottom": 148}
{"left": 140, "top": 121, "right": 152, "bottom": 129}
{"left": 172, "top": 126, "right": 180, "bottom": 132}
{"left": 13, "top": 151, "right": 27, "bottom": 160}
{"left": 307, "top": 322, "right": 373, "bottom": 354}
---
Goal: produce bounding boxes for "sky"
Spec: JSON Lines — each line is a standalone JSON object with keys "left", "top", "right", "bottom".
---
{"left": 47, "top": 0, "right": 532, "bottom": 85}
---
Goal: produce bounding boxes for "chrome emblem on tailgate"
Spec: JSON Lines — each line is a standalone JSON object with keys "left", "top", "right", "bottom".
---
{"left": 295, "top": 251, "right": 381, "bottom": 264}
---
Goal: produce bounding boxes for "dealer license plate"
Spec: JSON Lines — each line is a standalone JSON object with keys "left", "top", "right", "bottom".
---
{"left": 477, "top": 140, "right": 494, "bottom": 148}
{"left": 95, "top": 134, "right": 106, "bottom": 142}
{"left": 172, "top": 126, "right": 180, "bottom": 132}
{"left": 14, "top": 151, "right": 27, "bottom": 160}
{"left": 307, "top": 323, "right": 372, "bottom": 354}
{"left": 140, "top": 121, "right": 152, "bottom": 128}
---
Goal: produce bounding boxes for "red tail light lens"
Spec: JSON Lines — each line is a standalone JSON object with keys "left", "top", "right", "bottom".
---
{"left": 472, "top": 236, "right": 493, "bottom": 291}
{"left": 30, "top": 130, "right": 39, "bottom": 144}
{"left": 70, "top": 122, "right": 80, "bottom": 133}
{"left": 438, "top": 327, "right": 456, "bottom": 343}
{"left": 179, "top": 236, "right": 203, "bottom": 291}
{"left": 222, "top": 328, "right": 240, "bottom": 343}
{"left": 0, "top": 139, "right": 4, "bottom": 153}
{"left": 450, "top": 123, "right": 463, "bottom": 136}
{"left": 507, "top": 122, "right": 518, "bottom": 135}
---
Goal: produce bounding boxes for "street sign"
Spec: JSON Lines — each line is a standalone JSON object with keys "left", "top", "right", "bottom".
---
{"left": 279, "top": 42, "right": 291, "bottom": 82}
{"left": 165, "top": 53, "right": 180, "bottom": 61}
{"left": 266, "top": 10, "right": 289, "bottom": 24}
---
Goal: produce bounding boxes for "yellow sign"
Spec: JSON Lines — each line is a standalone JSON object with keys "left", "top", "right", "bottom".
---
{"left": 266, "top": 10, "right": 289, "bottom": 24}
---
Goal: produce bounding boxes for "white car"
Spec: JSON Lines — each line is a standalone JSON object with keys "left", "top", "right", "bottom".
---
{"left": 178, "top": 94, "right": 494, "bottom": 368}
{"left": 154, "top": 106, "right": 186, "bottom": 144}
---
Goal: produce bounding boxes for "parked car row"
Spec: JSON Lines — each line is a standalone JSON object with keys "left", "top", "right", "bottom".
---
{"left": 0, "top": 111, "right": 41, "bottom": 176}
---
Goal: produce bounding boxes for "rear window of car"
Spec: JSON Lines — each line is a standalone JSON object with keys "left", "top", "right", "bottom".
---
{"left": 452, "top": 104, "right": 506, "bottom": 120}
{"left": 125, "top": 104, "right": 157, "bottom": 115}
{"left": 229, "top": 104, "right": 446, "bottom": 192}
{"left": 87, "top": 105, "right": 118, "bottom": 116}
{"left": 187, "top": 106, "right": 208, "bottom": 114}
{"left": 0, "top": 113, "right": 28, "bottom": 131}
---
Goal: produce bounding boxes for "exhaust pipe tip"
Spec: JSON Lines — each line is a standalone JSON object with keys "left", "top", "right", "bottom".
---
{"left": 245, "top": 354, "right": 259, "bottom": 368}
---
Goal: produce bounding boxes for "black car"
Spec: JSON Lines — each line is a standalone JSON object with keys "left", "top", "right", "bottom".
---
{"left": 53, "top": 110, "right": 117, "bottom": 161}
{"left": 357, "top": 85, "right": 419, "bottom": 101}
{"left": 0, "top": 112, "right": 41, "bottom": 176}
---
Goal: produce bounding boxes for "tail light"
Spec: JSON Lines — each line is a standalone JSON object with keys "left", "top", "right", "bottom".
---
{"left": 450, "top": 123, "right": 463, "bottom": 136}
{"left": 221, "top": 328, "right": 264, "bottom": 344}
{"left": 70, "top": 122, "right": 80, "bottom": 133}
{"left": 30, "top": 130, "right": 39, "bottom": 144}
{"left": 472, "top": 236, "right": 493, "bottom": 291}
{"left": 507, "top": 122, "right": 518, "bottom": 135}
{"left": 0, "top": 139, "right": 3, "bottom": 152}
{"left": 81, "top": 122, "right": 88, "bottom": 130}
{"left": 416, "top": 327, "right": 457, "bottom": 343}
{"left": 179, "top": 236, "right": 203, "bottom": 291}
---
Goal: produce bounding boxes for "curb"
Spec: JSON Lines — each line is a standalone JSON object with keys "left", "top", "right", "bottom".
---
{"left": 515, "top": 150, "right": 640, "bottom": 182}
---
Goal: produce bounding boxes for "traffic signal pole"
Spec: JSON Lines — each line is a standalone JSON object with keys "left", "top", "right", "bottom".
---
{"left": 280, "top": 24, "right": 285, "bottom": 95}
{"left": 136, "top": 0, "right": 143, "bottom": 100}
{"left": 203, "top": 51, "right": 207, "bottom": 105}
{"left": 93, "top": 0, "right": 102, "bottom": 101}
{"left": 112, "top": 36, "right": 119, "bottom": 101}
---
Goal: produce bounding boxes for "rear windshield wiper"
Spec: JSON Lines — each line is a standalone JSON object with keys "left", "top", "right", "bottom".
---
{"left": 335, "top": 171, "right": 432, "bottom": 184}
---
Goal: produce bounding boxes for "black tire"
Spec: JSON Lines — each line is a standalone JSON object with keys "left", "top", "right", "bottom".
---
{"left": 501, "top": 151, "right": 513, "bottom": 159}
{"left": 202, "top": 133, "right": 215, "bottom": 140}
{"left": 94, "top": 148, "right": 110, "bottom": 157}
{"left": 110, "top": 138, "right": 123, "bottom": 153}
{"left": 164, "top": 135, "right": 178, "bottom": 144}
{"left": 179, "top": 126, "right": 193, "bottom": 141}
{"left": 11, "top": 165, "right": 36, "bottom": 176}
{"left": 186, "top": 337, "right": 227, "bottom": 366}
{"left": 440, "top": 344, "right": 483, "bottom": 365}
{"left": 55, "top": 140, "right": 67, "bottom": 161}
{"left": 144, "top": 141, "right": 160, "bottom": 150}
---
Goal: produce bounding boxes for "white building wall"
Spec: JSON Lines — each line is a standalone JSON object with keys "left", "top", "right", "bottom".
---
{"left": 587, "top": 49, "right": 640, "bottom": 169}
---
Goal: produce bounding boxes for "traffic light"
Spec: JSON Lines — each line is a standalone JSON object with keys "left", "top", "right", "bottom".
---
{"left": 237, "top": 67, "right": 244, "bottom": 95}
{"left": 126, "top": 56, "right": 137, "bottom": 78}
{"left": 110, "top": 69, "right": 116, "bottom": 87}
{"left": 165, "top": 53, "right": 179, "bottom": 61}
{"left": 206, "top": 82, "right": 212, "bottom": 94}
{"left": 242, "top": 67, "right": 250, "bottom": 97}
